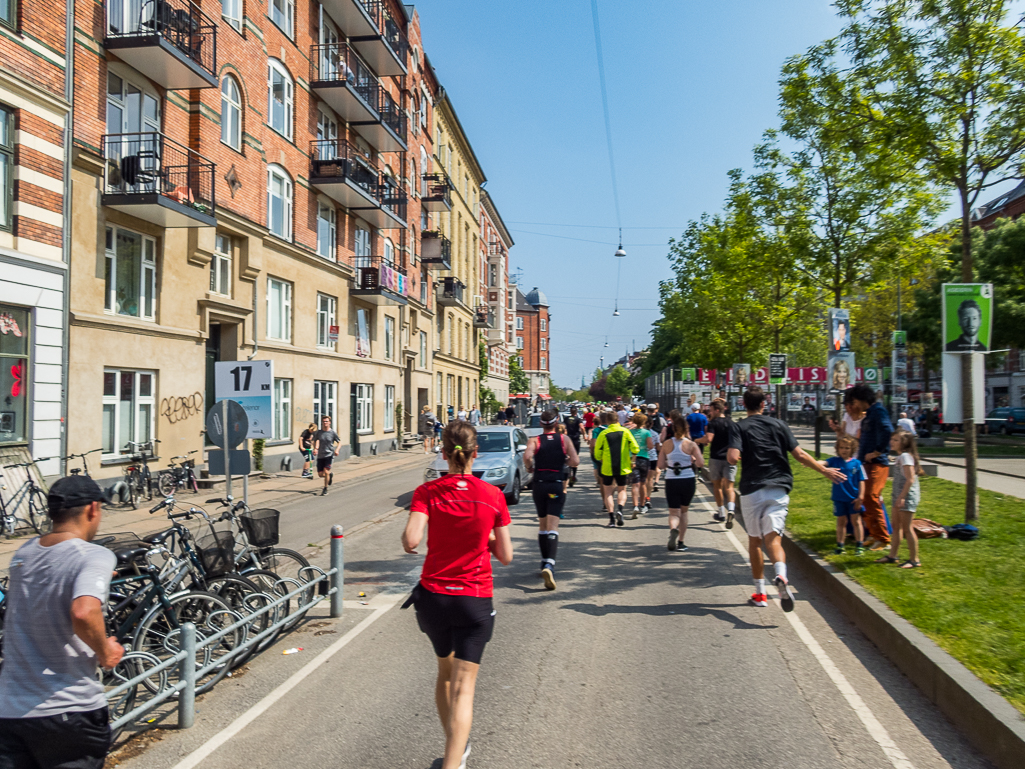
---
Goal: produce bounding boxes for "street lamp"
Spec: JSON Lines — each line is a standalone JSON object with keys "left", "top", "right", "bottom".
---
{"left": 614, "top": 228, "right": 626, "bottom": 258}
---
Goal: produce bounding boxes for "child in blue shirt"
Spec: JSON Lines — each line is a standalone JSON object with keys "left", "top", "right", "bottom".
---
{"left": 822, "top": 435, "right": 866, "bottom": 555}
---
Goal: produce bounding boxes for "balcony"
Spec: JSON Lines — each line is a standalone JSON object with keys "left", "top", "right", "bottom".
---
{"left": 105, "top": 0, "right": 217, "bottom": 90}
{"left": 437, "top": 277, "right": 466, "bottom": 308}
{"left": 102, "top": 132, "right": 216, "bottom": 227}
{"left": 421, "top": 174, "right": 452, "bottom": 212}
{"left": 352, "top": 256, "right": 408, "bottom": 306}
{"left": 473, "top": 305, "right": 495, "bottom": 329}
{"left": 309, "top": 140, "right": 406, "bottom": 229}
{"left": 347, "top": 0, "right": 408, "bottom": 77}
{"left": 419, "top": 231, "right": 451, "bottom": 270}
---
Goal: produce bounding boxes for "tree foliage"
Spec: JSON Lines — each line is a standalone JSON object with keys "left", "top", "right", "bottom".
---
{"left": 508, "top": 356, "right": 529, "bottom": 394}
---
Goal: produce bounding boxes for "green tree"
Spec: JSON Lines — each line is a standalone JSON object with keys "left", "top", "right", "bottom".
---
{"left": 605, "top": 365, "right": 633, "bottom": 399}
{"left": 509, "top": 356, "right": 529, "bottom": 394}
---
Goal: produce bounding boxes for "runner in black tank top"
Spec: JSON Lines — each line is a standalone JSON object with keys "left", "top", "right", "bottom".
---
{"left": 524, "top": 410, "right": 580, "bottom": 590}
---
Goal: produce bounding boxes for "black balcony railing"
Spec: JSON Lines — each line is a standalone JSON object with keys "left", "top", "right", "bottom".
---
{"left": 310, "top": 42, "right": 376, "bottom": 95}
{"left": 353, "top": 255, "right": 406, "bottom": 291}
{"left": 309, "top": 138, "right": 379, "bottom": 195}
{"left": 421, "top": 173, "right": 452, "bottom": 210}
{"left": 102, "top": 132, "right": 215, "bottom": 215}
{"left": 441, "top": 277, "right": 465, "bottom": 304}
{"left": 473, "top": 305, "right": 493, "bottom": 328}
{"left": 359, "top": 0, "right": 409, "bottom": 62}
{"left": 105, "top": 0, "right": 216, "bottom": 79}
{"left": 378, "top": 175, "right": 408, "bottom": 222}
{"left": 374, "top": 85, "right": 406, "bottom": 138}
{"left": 420, "top": 231, "right": 451, "bottom": 266}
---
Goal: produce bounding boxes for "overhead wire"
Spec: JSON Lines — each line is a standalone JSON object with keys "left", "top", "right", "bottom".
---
{"left": 591, "top": 0, "right": 621, "bottom": 232}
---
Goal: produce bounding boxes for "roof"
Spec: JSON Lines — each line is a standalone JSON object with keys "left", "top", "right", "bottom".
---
{"left": 481, "top": 190, "right": 514, "bottom": 248}
{"left": 516, "top": 288, "right": 537, "bottom": 313}
{"left": 973, "top": 180, "right": 1025, "bottom": 222}
{"left": 525, "top": 287, "right": 548, "bottom": 307}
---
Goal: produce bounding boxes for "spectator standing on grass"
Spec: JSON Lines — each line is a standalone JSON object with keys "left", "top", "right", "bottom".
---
{"left": 830, "top": 400, "right": 864, "bottom": 439}
{"left": 876, "top": 430, "right": 924, "bottom": 569}
{"left": 822, "top": 436, "right": 867, "bottom": 555}
{"left": 0, "top": 475, "right": 124, "bottom": 769}
{"left": 844, "top": 384, "right": 893, "bottom": 551}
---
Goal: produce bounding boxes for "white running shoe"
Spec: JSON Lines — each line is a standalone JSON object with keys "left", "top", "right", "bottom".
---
{"left": 459, "top": 740, "right": 471, "bottom": 769}
{"left": 775, "top": 576, "right": 795, "bottom": 612}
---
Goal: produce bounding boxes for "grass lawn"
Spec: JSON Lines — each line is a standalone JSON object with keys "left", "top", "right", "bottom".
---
{"left": 785, "top": 462, "right": 1025, "bottom": 716}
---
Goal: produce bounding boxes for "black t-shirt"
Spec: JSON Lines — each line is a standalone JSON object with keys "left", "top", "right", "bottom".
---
{"left": 727, "top": 415, "right": 799, "bottom": 495}
{"left": 648, "top": 414, "right": 667, "bottom": 435}
{"left": 564, "top": 415, "right": 582, "bottom": 438}
{"left": 300, "top": 429, "right": 314, "bottom": 450}
{"left": 707, "top": 416, "right": 735, "bottom": 461}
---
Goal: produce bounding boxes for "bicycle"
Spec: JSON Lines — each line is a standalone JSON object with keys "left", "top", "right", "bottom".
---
{"left": 123, "top": 440, "right": 158, "bottom": 508}
{"left": 157, "top": 451, "right": 199, "bottom": 497}
{"left": 0, "top": 457, "right": 51, "bottom": 535}
{"left": 64, "top": 448, "right": 103, "bottom": 477}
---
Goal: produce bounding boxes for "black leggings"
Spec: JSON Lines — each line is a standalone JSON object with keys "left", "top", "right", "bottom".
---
{"left": 414, "top": 585, "right": 495, "bottom": 664}
{"left": 665, "top": 477, "right": 696, "bottom": 509}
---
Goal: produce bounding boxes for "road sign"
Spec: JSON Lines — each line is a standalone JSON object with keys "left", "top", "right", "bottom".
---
{"left": 205, "top": 399, "right": 248, "bottom": 449}
{"left": 214, "top": 361, "right": 273, "bottom": 439}
{"left": 208, "top": 449, "right": 251, "bottom": 476}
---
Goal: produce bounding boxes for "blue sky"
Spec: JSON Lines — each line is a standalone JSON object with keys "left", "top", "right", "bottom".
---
{"left": 414, "top": 1, "right": 986, "bottom": 387}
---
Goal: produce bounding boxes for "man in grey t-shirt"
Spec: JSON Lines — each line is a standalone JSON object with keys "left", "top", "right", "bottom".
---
{"left": 313, "top": 415, "right": 341, "bottom": 496}
{"left": 0, "top": 474, "right": 123, "bottom": 768}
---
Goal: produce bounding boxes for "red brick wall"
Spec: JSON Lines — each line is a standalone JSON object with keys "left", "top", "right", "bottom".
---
{"left": 0, "top": 0, "right": 68, "bottom": 98}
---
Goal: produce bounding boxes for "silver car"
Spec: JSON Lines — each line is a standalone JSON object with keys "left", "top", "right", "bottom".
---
{"left": 424, "top": 426, "right": 532, "bottom": 504}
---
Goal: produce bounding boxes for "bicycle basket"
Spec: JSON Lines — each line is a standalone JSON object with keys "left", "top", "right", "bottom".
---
{"left": 194, "top": 528, "right": 236, "bottom": 577}
{"left": 95, "top": 532, "right": 149, "bottom": 553}
{"left": 239, "top": 508, "right": 280, "bottom": 548}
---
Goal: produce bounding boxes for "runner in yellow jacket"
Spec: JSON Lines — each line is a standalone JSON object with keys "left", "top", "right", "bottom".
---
{"left": 593, "top": 421, "right": 640, "bottom": 527}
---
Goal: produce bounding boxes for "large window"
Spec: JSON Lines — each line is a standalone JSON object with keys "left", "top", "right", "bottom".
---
{"left": 105, "top": 226, "right": 157, "bottom": 320}
{"left": 419, "top": 331, "right": 427, "bottom": 368}
{"left": 0, "top": 304, "right": 29, "bottom": 444}
{"left": 273, "top": 378, "right": 292, "bottom": 440}
{"left": 317, "top": 201, "right": 336, "bottom": 260}
{"left": 267, "top": 165, "right": 292, "bottom": 240}
{"left": 541, "top": 357, "right": 547, "bottom": 370}
{"left": 269, "top": 0, "right": 293, "bottom": 37}
{"left": 540, "top": 319, "right": 547, "bottom": 331}
{"left": 221, "top": 0, "right": 241, "bottom": 30}
{"left": 267, "top": 60, "right": 293, "bottom": 139}
{"left": 354, "top": 226, "right": 371, "bottom": 257}
{"left": 355, "top": 384, "right": 373, "bottom": 433}
{"left": 210, "top": 234, "right": 232, "bottom": 296}
{"left": 314, "top": 381, "right": 336, "bottom": 424}
{"left": 317, "top": 293, "right": 336, "bottom": 349}
{"left": 516, "top": 336, "right": 524, "bottom": 350}
{"left": 221, "top": 75, "right": 242, "bottom": 150}
{"left": 266, "top": 277, "right": 292, "bottom": 341}
{"left": 540, "top": 338, "right": 546, "bottom": 351}
{"left": 385, "top": 316, "right": 395, "bottom": 360}
{"left": 384, "top": 385, "right": 395, "bottom": 431}
{"left": 515, "top": 317, "right": 523, "bottom": 330}
{"left": 102, "top": 369, "right": 155, "bottom": 457}
{"left": 0, "top": 106, "right": 11, "bottom": 232}
{"left": 436, "top": 372, "right": 443, "bottom": 405}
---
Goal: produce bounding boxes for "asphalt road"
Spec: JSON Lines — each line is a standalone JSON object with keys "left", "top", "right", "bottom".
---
{"left": 114, "top": 461, "right": 991, "bottom": 769}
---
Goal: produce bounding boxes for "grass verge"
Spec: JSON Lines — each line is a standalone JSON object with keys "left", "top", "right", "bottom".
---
{"left": 786, "top": 462, "right": 1025, "bottom": 716}
{"left": 918, "top": 445, "right": 1025, "bottom": 457}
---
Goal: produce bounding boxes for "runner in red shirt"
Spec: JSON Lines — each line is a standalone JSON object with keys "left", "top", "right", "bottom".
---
{"left": 583, "top": 408, "right": 596, "bottom": 441}
{"left": 403, "top": 421, "right": 513, "bottom": 769}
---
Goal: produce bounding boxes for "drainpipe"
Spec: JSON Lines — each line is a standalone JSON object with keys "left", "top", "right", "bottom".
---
{"left": 59, "top": 0, "right": 75, "bottom": 475}
{"left": 247, "top": 281, "right": 259, "bottom": 360}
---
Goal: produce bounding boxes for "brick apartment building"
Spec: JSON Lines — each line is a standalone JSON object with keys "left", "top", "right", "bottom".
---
{"left": 515, "top": 286, "right": 551, "bottom": 403}
{"left": 64, "top": 0, "right": 462, "bottom": 478}
{"left": 0, "top": 0, "right": 72, "bottom": 475}
{"left": 479, "top": 190, "right": 514, "bottom": 404}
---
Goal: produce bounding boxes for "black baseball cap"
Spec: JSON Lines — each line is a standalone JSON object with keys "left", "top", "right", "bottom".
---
{"left": 48, "top": 475, "right": 106, "bottom": 514}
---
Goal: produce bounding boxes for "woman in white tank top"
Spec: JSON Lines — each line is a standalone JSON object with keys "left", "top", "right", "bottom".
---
{"left": 657, "top": 415, "right": 705, "bottom": 552}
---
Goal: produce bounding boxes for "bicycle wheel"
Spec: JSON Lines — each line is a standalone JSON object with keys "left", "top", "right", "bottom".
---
{"left": 237, "top": 569, "right": 291, "bottom": 647}
{"left": 133, "top": 590, "right": 240, "bottom": 695}
{"left": 28, "top": 487, "right": 51, "bottom": 535}
{"left": 157, "top": 472, "right": 175, "bottom": 498}
{"left": 189, "top": 469, "right": 199, "bottom": 494}
{"left": 204, "top": 574, "right": 272, "bottom": 667}
{"left": 253, "top": 548, "right": 310, "bottom": 580}
{"left": 103, "top": 650, "right": 167, "bottom": 741}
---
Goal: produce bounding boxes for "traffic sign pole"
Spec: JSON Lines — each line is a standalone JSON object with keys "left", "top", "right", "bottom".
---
{"left": 223, "top": 399, "right": 232, "bottom": 501}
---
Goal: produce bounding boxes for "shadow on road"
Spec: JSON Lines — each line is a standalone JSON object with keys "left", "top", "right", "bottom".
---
{"left": 559, "top": 601, "right": 775, "bottom": 630}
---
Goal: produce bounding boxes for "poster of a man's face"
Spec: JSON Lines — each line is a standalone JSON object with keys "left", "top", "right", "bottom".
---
{"left": 943, "top": 284, "right": 992, "bottom": 352}
{"left": 829, "top": 308, "right": 851, "bottom": 352}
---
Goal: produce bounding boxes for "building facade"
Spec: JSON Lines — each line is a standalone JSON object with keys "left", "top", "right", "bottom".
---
{"left": 479, "top": 190, "right": 513, "bottom": 405}
{"left": 0, "top": 0, "right": 72, "bottom": 476}
{"left": 66, "top": 0, "right": 455, "bottom": 479}
{"left": 515, "top": 287, "right": 551, "bottom": 402}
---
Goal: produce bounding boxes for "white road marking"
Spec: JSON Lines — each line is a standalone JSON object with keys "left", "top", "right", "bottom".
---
{"left": 700, "top": 493, "right": 916, "bottom": 769}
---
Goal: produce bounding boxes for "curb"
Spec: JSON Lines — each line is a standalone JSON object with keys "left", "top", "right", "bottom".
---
{"left": 781, "top": 532, "right": 1025, "bottom": 769}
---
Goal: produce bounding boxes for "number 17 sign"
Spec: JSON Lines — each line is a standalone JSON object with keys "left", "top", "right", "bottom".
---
{"left": 214, "top": 360, "right": 273, "bottom": 439}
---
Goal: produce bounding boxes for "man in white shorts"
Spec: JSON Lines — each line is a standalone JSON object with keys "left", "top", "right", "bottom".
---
{"left": 727, "top": 387, "right": 846, "bottom": 611}
{"left": 704, "top": 398, "right": 737, "bottom": 525}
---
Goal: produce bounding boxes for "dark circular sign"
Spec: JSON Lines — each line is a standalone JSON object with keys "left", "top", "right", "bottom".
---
{"left": 205, "top": 400, "right": 249, "bottom": 449}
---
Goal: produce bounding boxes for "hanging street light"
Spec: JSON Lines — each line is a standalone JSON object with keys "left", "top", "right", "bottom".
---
{"left": 614, "top": 227, "right": 626, "bottom": 257}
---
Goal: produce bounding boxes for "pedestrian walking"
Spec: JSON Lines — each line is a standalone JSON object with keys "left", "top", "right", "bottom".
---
{"left": 627, "top": 413, "right": 654, "bottom": 518}
{"left": 686, "top": 403, "right": 709, "bottom": 458}
{"left": 876, "top": 430, "right": 924, "bottom": 569}
{"left": 313, "top": 415, "right": 341, "bottom": 496}
{"left": 897, "top": 412, "right": 917, "bottom": 436}
{"left": 402, "top": 422, "right": 514, "bottom": 769}
{"left": 822, "top": 436, "right": 866, "bottom": 555}
{"left": 844, "top": 385, "right": 893, "bottom": 551}
{"left": 0, "top": 475, "right": 124, "bottom": 769}
{"left": 298, "top": 422, "right": 316, "bottom": 478}
{"left": 727, "top": 387, "right": 846, "bottom": 611}
{"left": 593, "top": 411, "right": 640, "bottom": 527}
{"left": 657, "top": 413, "right": 704, "bottom": 551}
{"left": 468, "top": 404, "right": 481, "bottom": 426}
{"left": 704, "top": 399, "right": 737, "bottom": 525}
{"left": 524, "top": 411, "right": 580, "bottom": 590}
{"left": 420, "top": 406, "right": 437, "bottom": 454}
{"left": 457, "top": 406, "right": 467, "bottom": 421}
{"left": 563, "top": 406, "right": 584, "bottom": 487}
{"left": 504, "top": 404, "right": 515, "bottom": 425}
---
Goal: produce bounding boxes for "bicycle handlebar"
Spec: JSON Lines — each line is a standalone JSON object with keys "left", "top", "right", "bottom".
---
{"left": 2, "top": 457, "right": 50, "bottom": 469}
{"left": 149, "top": 498, "right": 170, "bottom": 513}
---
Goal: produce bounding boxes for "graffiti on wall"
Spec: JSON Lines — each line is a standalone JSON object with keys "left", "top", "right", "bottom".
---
{"left": 161, "top": 392, "right": 204, "bottom": 424}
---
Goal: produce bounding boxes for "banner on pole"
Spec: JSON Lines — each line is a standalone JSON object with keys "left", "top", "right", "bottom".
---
{"left": 769, "top": 354, "right": 787, "bottom": 384}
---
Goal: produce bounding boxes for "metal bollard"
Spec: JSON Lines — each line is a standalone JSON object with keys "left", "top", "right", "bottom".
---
{"left": 330, "top": 525, "right": 344, "bottom": 618}
{"left": 179, "top": 622, "right": 196, "bottom": 729}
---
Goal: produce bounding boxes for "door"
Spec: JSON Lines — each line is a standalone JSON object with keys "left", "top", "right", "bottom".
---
{"left": 403, "top": 360, "right": 413, "bottom": 433}
{"left": 204, "top": 325, "right": 221, "bottom": 446}
{"left": 349, "top": 386, "right": 359, "bottom": 456}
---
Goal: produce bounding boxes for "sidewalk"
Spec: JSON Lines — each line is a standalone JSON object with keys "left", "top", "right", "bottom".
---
{"left": 0, "top": 447, "right": 432, "bottom": 576}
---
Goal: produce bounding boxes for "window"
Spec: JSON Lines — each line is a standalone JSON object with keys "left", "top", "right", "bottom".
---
{"left": 267, "top": 60, "right": 293, "bottom": 139}
{"left": 269, "top": 0, "right": 293, "bottom": 37}
{"left": 317, "top": 201, "right": 336, "bottom": 259}
{"left": 210, "top": 234, "right": 232, "bottom": 296}
{"left": 267, "top": 165, "right": 292, "bottom": 240}
{"left": 489, "top": 264, "right": 497, "bottom": 287}
{"left": 384, "top": 237, "right": 395, "bottom": 266}
{"left": 0, "top": 0, "right": 15, "bottom": 29}
{"left": 102, "top": 369, "right": 155, "bottom": 456}
{"left": 515, "top": 317, "right": 524, "bottom": 330}
{"left": 384, "top": 385, "right": 395, "bottom": 431}
{"left": 385, "top": 316, "right": 395, "bottom": 360}
{"left": 0, "top": 304, "right": 29, "bottom": 444}
{"left": 540, "top": 338, "right": 546, "bottom": 351}
{"left": 0, "top": 106, "right": 10, "bottom": 231}
{"left": 221, "top": 0, "right": 241, "bottom": 30}
{"left": 266, "top": 277, "right": 292, "bottom": 341}
{"left": 313, "top": 381, "right": 336, "bottom": 424}
{"left": 105, "top": 226, "right": 157, "bottom": 319}
{"left": 317, "top": 293, "right": 336, "bottom": 349}
{"left": 541, "top": 357, "right": 547, "bottom": 370}
{"left": 355, "top": 307, "right": 371, "bottom": 357}
{"left": 516, "top": 336, "right": 524, "bottom": 349}
{"left": 354, "top": 225, "right": 371, "bottom": 257}
{"left": 419, "top": 331, "right": 427, "bottom": 368}
{"left": 540, "top": 319, "right": 547, "bottom": 331}
{"left": 436, "top": 372, "right": 443, "bottom": 405}
{"left": 355, "top": 383, "right": 373, "bottom": 433}
{"left": 220, "top": 75, "right": 242, "bottom": 150}
{"left": 273, "top": 378, "right": 292, "bottom": 440}
{"left": 518, "top": 355, "right": 524, "bottom": 367}
{"left": 107, "top": 73, "right": 159, "bottom": 135}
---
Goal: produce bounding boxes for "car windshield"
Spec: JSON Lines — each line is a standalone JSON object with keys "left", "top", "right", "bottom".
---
{"left": 529, "top": 415, "right": 541, "bottom": 428}
{"left": 477, "top": 433, "right": 512, "bottom": 453}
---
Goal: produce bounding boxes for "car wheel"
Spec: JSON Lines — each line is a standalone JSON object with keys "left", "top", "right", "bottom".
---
{"left": 505, "top": 473, "right": 520, "bottom": 505}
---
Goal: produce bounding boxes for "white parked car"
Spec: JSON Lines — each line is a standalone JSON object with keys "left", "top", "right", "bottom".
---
{"left": 424, "top": 426, "right": 532, "bottom": 504}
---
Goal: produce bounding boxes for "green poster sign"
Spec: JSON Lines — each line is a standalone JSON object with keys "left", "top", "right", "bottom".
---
{"left": 942, "top": 283, "right": 993, "bottom": 353}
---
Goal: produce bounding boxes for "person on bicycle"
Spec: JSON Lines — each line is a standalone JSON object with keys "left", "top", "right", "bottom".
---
{"left": 0, "top": 475, "right": 124, "bottom": 768}
{"left": 313, "top": 416, "right": 341, "bottom": 496}
{"left": 298, "top": 422, "right": 316, "bottom": 479}
{"left": 402, "top": 421, "right": 513, "bottom": 769}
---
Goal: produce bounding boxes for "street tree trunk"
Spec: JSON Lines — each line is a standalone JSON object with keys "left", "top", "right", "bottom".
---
{"left": 959, "top": 188, "right": 979, "bottom": 522}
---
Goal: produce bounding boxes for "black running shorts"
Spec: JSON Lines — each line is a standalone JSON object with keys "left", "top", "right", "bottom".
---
{"left": 0, "top": 707, "right": 111, "bottom": 769}
{"left": 569, "top": 435, "right": 581, "bottom": 453}
{"left": 316, "top": 457, "right": 333, "bottom": 472}
{"left": 664, "top": 477, "right": 696, "bottom": 509}
{"left": 629, "top": 457, "right": 651, "bottom": 484}
{"left": 414, "top": 586, "right": 495, "bottom": 664}
{"left": 601, "top": 472, "right": 628, "bottom": 487}
{"left": 532, "top": 479, "right": 566, "bottom": 519}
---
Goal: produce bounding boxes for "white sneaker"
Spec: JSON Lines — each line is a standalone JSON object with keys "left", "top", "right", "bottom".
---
{"left": 459, "top": 740, "right": 471, "bottom": 769}
{"left": 631, "top": 506, "right": 640, "bottom": 519}
{"left": 775, "top": 576, "right": 795, "bottom": 612}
